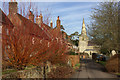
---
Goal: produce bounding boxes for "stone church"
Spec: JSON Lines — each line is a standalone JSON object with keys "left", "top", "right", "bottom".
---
{"left": 78, "top": 18, "right": 99, "bottom": 58}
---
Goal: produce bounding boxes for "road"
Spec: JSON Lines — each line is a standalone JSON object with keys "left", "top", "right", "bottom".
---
{"left": 71, "top": 59, "right": 118, "bottom": 79}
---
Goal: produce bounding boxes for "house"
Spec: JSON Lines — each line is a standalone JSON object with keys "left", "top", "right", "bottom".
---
{"left": 0, "top": 9, "right": 14, "bottom": 60}
{"left": 7, "top": 2, "right": 53, "bottom": 43}
{"left": 2, "top": 1, "right": 69, "bottom": 61}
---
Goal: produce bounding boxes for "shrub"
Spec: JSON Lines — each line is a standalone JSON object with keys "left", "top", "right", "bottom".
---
{"left": 47, "top": 66, "right": 74, "bottom": 78}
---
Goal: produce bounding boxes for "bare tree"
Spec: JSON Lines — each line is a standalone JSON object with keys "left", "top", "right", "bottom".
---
{"left": 88, "top": 1, "right": 119, "bottom": 54}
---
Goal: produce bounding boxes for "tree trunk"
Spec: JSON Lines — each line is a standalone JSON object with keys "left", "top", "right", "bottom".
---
{"left": 43, "top": 62, "right": 46, "bottom": 80}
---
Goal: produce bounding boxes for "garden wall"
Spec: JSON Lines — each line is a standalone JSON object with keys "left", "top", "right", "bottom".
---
{"left": 2, "top": 67, "right": 43, "bottom": 78}
{"left": 105, "top": 54, "right": 120, "bottom": 73}
{"left": 67, "top": 55, "right": 80, "bottom": 67}
{"left": 2, "top": 61, "right": 54, "bottom": 78}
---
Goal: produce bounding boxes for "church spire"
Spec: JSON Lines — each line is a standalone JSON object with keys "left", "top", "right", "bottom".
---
{"left": 81, "top": 18, "right": 87, "bottom": 35}
{"left": 83, "top": 18, "right": 85, "bottom": 24}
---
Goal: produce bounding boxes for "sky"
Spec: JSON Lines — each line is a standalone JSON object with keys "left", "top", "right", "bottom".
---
{"left": 37, "top": 2, "right": 98, "bottom": 35}
{"left": 0, "top": 1, "right": 99, "bottom": 35}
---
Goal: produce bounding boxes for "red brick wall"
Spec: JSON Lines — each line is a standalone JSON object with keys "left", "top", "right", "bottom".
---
{"left": 67, "top": 55, "right": 80, "bottom": 67}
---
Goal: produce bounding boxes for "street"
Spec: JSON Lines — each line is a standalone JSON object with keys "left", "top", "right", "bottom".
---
{"left": 71, "top": 59, "right": 118, "bottom": 79}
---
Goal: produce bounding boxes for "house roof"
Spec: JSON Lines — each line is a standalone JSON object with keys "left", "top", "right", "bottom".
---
{"left": 43, "top": 23, "right": 52, "bottom": 30}
{"left": 0, "top": 9, "right": 14, "bottom": 28}
{"left": 8, "top": 13, "right": 52, "bottom": 41}
{"left": 42, "top": 23, "right": 63, "bottom": 39}
{"left": 88, "top": 41, "right": 96, "bottom": 46}
{"left": 85, "top": 49, "right": 94, "bottom": 51}
{"left": 50, "top": 28, "right": 63, "bottom": 39}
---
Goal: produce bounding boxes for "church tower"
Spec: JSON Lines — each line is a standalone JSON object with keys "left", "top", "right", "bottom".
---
{"left": 78, "top": 18, "right": 89, "bottom": 53}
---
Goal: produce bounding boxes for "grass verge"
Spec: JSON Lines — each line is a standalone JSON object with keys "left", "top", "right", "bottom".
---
{"left": 2, "top": 69, "right": 17, "bottom": 75}
{"left": 97, "top": 61, "right": 106, "bottom": 66}
{"left": 116, "top": 73, "right": 120, "bottom": 75}
{"left": 73, "top": 63, "right": 80, "bottom": 69}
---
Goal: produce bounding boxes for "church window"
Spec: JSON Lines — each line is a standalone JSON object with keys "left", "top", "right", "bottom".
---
{"left": 90, "top": 52, "right": 91, "bottom": 55}
{"left": 82, "top": 37, "right": 84, "bottom": 40}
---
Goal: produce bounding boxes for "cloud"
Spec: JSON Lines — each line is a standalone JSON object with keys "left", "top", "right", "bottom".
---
{"left": 62, "top": 10, "right": 90, "bottom": 21}
{"left": 4, "top": 0, "right": 115, "bottom": 2}
{"left": 53, "top": 3, "right": 96, "bottom": 14}
{"left": 48, "top": 2, "right": 98, "bottom": 35}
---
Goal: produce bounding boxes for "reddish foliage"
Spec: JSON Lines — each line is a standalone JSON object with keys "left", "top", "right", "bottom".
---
{"left": 2, "top": 2, "right": 68, "bottom": 69}
{"left": 3, "top": 22, "right": 68, "bottom": 70}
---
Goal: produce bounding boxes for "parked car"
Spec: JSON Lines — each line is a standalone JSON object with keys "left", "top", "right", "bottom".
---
{"left": 96, "top": 54, "right": 106, "bottom": 61}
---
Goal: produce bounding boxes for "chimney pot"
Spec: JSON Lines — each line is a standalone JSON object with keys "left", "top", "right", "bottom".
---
{"left": 28, "top": 10, "right": 34, "bottom": 22}
{"left": 58, "top": 16, "right": 59, "bottom": 20}
{"left": 9, "top": 2, "right": 18, "bottom": 14}
{"left": 36, "top": 13, "right": 43, "bottom": 26}
{"left": 50, "top": 19, "right": 53, "bottom": 28}
{"left": 56, "top": 16, "right": 61, "bottom": 30}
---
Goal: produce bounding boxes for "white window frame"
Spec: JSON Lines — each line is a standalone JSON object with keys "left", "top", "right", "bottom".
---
{"left": 32, "top": 37, "right": 35, "bottom": 44}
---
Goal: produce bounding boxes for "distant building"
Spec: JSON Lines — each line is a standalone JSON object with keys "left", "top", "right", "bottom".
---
{"left": 2, "top": 1, "right": 69, "bottom": 52}
{"left": 78, "top": 18, "right": 99, "bottom": 58}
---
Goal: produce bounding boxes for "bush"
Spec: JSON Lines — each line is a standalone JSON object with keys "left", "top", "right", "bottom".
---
{"left": 105, "top": 54, "right": 120, "bottom": 73}
{"left": 66, "top": 51, "right": 78, "bottom": 55}
{"left": 47, "top": 66, "right": 74, "bottom": 78}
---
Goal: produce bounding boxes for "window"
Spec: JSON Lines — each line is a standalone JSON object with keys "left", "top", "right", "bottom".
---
{"left": 52, "top": 39, "right": 54, "bottom": 42}
{"left": 39, "top": 25, "right": 41, "bottom": 27}
{"left": 56, "top": 37, "right": 58, "bottom": 42}
{"left": 32, "top": 37, "right": 34, "bottom": 44}
{"left": 48, "top": 42, "right": 50, "bottom": 47}
{"left": 7, "top": 45, "right": 10, "bottom": 49}
{"left": 40, "top": 40, "right": 42, "bottom": 43}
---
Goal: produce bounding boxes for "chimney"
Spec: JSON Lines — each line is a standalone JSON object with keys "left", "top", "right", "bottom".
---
{"left": 50, "top": 19, "right": 53, "bottom": 28}
{"left": 36, "top": 13, "right": 43, "bottom": 27}
{"left": 56, "top": 16, "right": 61, "bottom": 30}
{"left": 29, "top": 11, "right": 34, "bottom": 22}
{"left": 9, "top": 1, "right": 18, "bottom": 15}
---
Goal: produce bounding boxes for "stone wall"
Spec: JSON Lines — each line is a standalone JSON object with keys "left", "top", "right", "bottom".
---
{"left": 2, "top": 61, "right": 56, "bottom": 78}
{"left": 67, "top": 55, "right": 80, "bottom": 67}
{"left": 2, "top": 67, "right": 43, "bottom": 78}
{"left": 105, "top": 54, "right": 120, "bottom": 73}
